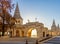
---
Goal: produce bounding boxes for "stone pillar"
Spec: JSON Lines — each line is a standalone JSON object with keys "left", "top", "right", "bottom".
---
{"left": 13, "top": 28, "right": 16, "bottom": 37}
{"left": 24, "top": 29, "right": 28, "bottom": 37}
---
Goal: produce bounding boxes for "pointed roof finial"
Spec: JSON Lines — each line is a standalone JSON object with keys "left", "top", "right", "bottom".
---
{"left": 13, "top": 3, "right": 23, "bottom": 20}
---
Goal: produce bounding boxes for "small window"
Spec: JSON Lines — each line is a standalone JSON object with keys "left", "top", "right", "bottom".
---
{"left": 18, "top": 20, "right": 20, "bottom": 23}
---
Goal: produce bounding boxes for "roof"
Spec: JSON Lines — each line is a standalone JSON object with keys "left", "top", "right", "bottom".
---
{"left": 13, "top": 3, "right": 23, "bottom": 20}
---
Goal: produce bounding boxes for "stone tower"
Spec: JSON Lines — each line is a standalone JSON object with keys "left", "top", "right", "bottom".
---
{"left": 13, "top": 3, "right": 23, "bottom": 25}
{"left": 51, "top": 19, "right": 56, "bottom": 31}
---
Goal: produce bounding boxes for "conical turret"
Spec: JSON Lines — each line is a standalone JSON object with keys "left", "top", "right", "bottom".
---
{"left": 14, "top": 3, "right": 23, "bottom": 19}
{"left": 13, "top": 3, "right": 23, "bottom": 25}
{"left": 51, "top": 19, "right": 57, "bottom": 31}
{"left": 52, "top": 19, "right": 56, "bottom": 26}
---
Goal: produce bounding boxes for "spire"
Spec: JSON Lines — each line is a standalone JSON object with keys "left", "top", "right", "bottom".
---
{"left": 52, "top": 19, "right": 56, "bottom": 26}
{"left": 13, "top": 3, "right": 23, "bottom": 19}
{"left": 51, "top": 19, "right": 57, "bottom": 31}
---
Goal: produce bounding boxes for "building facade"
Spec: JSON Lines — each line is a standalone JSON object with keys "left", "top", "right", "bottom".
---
{"left": 51, "top": 19, "right": 60, "bottom": 36}
{"left": 0, "top": 3, "right": 49, "bottom": 39}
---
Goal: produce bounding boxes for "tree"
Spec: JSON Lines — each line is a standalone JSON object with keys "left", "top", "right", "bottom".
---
{"left": 0, "top": 0, "right": 14, "bottom": 36}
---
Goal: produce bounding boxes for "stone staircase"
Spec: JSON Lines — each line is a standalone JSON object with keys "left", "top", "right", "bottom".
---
{"left": 43, "top": 36, "right": 60, "bottom": 44}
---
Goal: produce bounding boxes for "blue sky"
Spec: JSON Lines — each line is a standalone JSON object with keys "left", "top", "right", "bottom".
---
{"left": 12, "top": 0, "right": 60, "bottom": 29}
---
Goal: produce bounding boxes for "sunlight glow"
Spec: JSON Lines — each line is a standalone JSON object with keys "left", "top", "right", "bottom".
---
{"left": 31, "top": 29, "right": 37, "bottom": 38}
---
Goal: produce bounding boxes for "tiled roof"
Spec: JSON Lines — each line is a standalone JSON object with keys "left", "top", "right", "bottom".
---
{"left": 13, "top": 3, "right": 23, "bottom": 20}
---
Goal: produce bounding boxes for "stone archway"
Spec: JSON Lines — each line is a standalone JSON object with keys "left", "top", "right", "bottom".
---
{"left": 27, "top": 28, "right": 32, "bottom": 37}
{"left": 16, "top": 30, "right": 20, "bottom": 37}
{"left": 27, "top": 28, "right": 37, "bottom": 38}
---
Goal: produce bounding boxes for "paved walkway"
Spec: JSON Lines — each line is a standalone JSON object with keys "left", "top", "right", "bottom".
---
{"left": 0, "top": 37, "right": 37, "bottom": 44}
{"left": 0, "top": 36, "right": 56, "bottom": 44}
{"left": 43, "top": 36, "right": 60, "bottom": 44}
{"left": 0, "top": 41, "right": 36, "bottom": 44}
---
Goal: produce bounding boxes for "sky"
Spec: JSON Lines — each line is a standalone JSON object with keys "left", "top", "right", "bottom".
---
{"left": 12, "top": 0, "right": 60, "bottom": 29}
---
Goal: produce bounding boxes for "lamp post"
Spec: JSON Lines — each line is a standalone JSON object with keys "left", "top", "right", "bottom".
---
{"left": 25, "top": 40, "right": 28, "bottom": 44}
{"left": 36, "top": 40, "right": 38, "bottom": 44}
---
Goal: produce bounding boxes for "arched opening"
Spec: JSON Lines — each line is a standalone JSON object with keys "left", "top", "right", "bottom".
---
{"left": 31, "top": 29, "right": 37, "bottom": 38}
{"left": 22, "top": 31, "right": 24, "bottom": 37}
{"left": 16, "top": 30, "right": 20, "bottom": 37}
{"left": 27, "top": 29, "right": 31, "bottom": 37}
{"left": 10, "top": 31, "right": 12, "bottom": 37}
{"left": 43, "top": 32, "right": 45, "bottom": 37}
{"left": 27, "top": 28, "right": 37, "bottom": 38}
